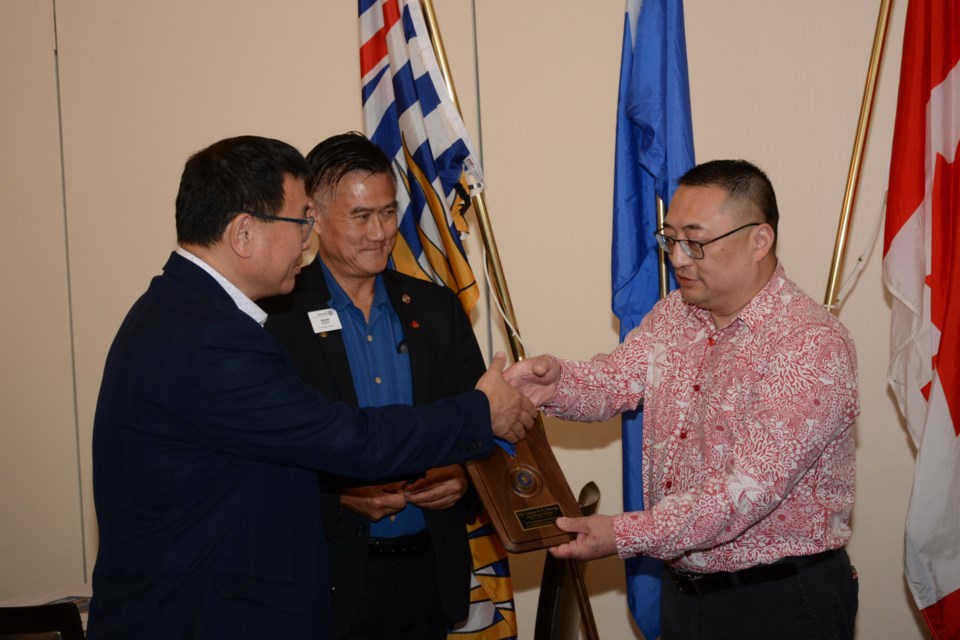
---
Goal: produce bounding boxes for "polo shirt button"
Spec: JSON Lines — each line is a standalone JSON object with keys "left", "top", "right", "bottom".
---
{"left": 679, "top": 432, "right": 687, "bottom": 439}
{"left": 367, "top": 335, "right": 373, "bottom": 342}
{"left": 665, "top": 480, "right": 673, "bottom": 489}
{"left": 693, "top": 384, "right": 700, "bottom": 392}
{"left": 374, "top": 376, "right": 382, "bottom": 384}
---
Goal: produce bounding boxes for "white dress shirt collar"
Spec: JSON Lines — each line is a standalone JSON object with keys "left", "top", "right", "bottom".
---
{"left": 176, "top": 247, "right": 268, "bottom": 326}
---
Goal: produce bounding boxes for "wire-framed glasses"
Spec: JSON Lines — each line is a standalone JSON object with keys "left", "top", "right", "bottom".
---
{"left": 653, "top": 222, "right": 760, "bottom": 260}
{"left": 243, "top": 211, "right": 315, "bottom": 241}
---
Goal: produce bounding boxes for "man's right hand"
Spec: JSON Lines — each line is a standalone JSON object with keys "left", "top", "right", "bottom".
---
{"left": 475, "top": 352, "right": 536, "bottom": 443}
{"left": 548, "top": 514, "right": 617, "bottom": 561}
{"left": 341, "top": 481, "right": 408, "bottom": 521}
{"left": 503, "top": 355, "right": 561, "bottom": 407}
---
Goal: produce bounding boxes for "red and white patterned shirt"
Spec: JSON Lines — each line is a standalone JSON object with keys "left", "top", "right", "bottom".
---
{"left": 545, "top": 263, "right": 859, "bottom": 572}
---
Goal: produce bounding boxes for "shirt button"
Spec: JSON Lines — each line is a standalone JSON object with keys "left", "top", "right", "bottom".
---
{"left": 367, "top": 335, "right": 373, "bottom": 342}
{"left": 665, "top": 480, "right": 673, "bottom": 490}
{"left": 679, "top": 432, "right": 687, "bottom": 439}
{"left": 693, "top": 384, "right": 700, "bottom": 392}
{"left": 707, "top": 337, "right": 716, "bottom": 346}
{"left": 374, "top": 376, "right": 382, "bottom": 384}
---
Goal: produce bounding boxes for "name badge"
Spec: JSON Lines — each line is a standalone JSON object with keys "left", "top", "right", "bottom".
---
{"left": 307, "top": 308, "right": 342, "bottom": 333}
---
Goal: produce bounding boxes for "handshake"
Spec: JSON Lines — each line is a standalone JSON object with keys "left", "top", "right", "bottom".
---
{"left": 474, "top": 353, "right": 613, "bottom": 562}
{"left": 473, "top": 353, "right": 561, "bottom": 443}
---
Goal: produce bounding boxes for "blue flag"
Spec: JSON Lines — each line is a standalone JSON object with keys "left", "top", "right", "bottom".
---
{"left": 612, "top": 0, "right": 694, "bottom": 637}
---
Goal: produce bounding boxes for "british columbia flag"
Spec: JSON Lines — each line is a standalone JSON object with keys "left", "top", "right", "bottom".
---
{"left": 359, "top": 0, "right": 482, "bottom": 313}
{"left": 358, "top": 2, "right": 516, "bottom": 637}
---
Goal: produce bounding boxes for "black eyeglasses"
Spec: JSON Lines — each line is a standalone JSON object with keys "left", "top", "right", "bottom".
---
{"left": 654, "top": 222, "right": 760, "bottom": 260}
{"left": 243, "top": 211, "right": 315, "bottom": 241}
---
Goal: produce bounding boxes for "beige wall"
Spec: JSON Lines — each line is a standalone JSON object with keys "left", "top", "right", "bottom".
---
{"left": 0, "top": 1, "right": 925, "bottom": 638}
{"left": 0, "top": 0, "right": 86, "bottom": 596}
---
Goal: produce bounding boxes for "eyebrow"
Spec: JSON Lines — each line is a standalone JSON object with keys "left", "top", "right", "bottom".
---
{"left": 662, "top": 221, "right": 707, "bottom": 234}
{"left": 349, "top": 201, "right": 399, "bottom": 215}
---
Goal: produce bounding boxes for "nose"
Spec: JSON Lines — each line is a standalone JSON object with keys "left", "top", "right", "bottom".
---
{"left": 367, "top": 215, "right": 386, "bottom": 241}
{"left": 668, "top": 245, "right": 693, "bottom": 268}
{"left": 301, "top": 225, "right": 314, "bottom": 250}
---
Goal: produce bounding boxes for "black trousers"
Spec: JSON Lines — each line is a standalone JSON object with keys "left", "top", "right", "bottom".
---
{"left": 342, "top": 547, "right": 448, "bottom": 640}
{"left": 660, "top": 549, "right": 859, "bottom": 640}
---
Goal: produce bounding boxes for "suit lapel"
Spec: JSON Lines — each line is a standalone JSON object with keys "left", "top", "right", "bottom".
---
{"left": 383, "top": 271, "right": 433, "bottom": 405}
{"left": 294, "top": 261, "right": 359, "bottom": 406}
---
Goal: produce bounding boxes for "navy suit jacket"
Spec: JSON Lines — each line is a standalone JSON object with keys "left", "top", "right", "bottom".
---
{"left": 88, "top": 253, "right": 493, "bottom": 640}
{"left": 263, "top": 260, "right": 486, "bottom": 636}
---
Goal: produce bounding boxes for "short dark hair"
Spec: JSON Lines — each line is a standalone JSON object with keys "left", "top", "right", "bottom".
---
{"left": 304, "top": 132, "right": 395, "bottom": 203}
{"left": 678, "top": 159, "right": 779, "bottom": 238}
{"left": 175, "top": 135, "right": 309, "bottom": 246}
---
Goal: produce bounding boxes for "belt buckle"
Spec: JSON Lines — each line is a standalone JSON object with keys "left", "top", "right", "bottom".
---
{"left": 685, "top": 573, "right": 707, "bottom": 597}
{"left": 673, "top": 570, "right": 706, "bottom": 596}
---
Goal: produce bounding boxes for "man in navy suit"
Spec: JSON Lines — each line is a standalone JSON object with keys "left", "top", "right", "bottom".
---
{"left": 264, "top": 133, "right": 488, "bottom": 639}
{"left": 87, "top": 135, "right": 534, "bottom": 640}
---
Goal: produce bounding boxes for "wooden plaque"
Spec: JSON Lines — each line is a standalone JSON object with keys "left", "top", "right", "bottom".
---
{"left": 466, "top": 416, "right": 582, "bottom": 553}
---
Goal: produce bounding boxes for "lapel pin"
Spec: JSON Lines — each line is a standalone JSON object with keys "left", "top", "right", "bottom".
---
{"left": 401, "top": 294, "right": 411, "bottom": 304}
{"left": 410, "top": 320, "right": 420, "bottom": 329}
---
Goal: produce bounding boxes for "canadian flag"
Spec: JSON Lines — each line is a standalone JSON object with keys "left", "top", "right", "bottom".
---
{"left": 882, "top": 0, "right": 960, "bottom": 638}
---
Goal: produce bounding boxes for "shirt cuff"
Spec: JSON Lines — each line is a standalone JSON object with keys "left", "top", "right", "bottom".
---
{"left": 612, "top": 511, "right": 654, "bottom": 560}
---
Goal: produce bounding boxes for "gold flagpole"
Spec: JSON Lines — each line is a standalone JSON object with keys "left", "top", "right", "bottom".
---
{"left": 657, "top": 195, "right": 669, "bottom": 299}
{"left": 418, "top": 2, "right": 599, "bottom": 638}
{"left": 823, "top": 0, "right": 893, "bottom": 311}
{"left": 418, "top": 0, "right": 523, "bottom": 359}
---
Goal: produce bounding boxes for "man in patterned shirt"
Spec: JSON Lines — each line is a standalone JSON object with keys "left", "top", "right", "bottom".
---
{"left": 506, "top": 159, "right": 859, "bottom": 640}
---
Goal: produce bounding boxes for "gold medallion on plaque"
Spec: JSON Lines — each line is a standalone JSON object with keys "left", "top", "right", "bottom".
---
{"left": 506, "top": 464, "right": 542, "bottom": 497}
{"left": 466, "top": 416, "right": 581, "bottom": 552}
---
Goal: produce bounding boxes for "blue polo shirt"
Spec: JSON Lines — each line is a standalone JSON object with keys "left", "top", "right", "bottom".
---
{"left": 320, "top": 263, "right": 426, "bottom": 537}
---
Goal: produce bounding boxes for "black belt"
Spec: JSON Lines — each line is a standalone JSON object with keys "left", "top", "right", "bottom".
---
{"left": 368, "top": 530, "right": 433, "bottom": 559}
{"left": 669, "top": 548, "right": 844, "bottom": 596}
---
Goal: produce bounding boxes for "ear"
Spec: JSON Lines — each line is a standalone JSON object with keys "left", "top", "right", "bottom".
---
{"left": 226, "top": 213, "right": 255, "bottom": 259}
{"left": 752, "top": 223, "right": 776, "bottom": 262}
{"left": 311, "top": 202, "right": 327, "bottom": 239}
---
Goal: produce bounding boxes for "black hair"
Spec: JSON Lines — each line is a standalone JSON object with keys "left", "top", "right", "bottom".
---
{"left": 304, "top": 131, "right": 395, "bottom": 203}
{"left": 678, "top": 159, "right": 779, "bottom": 238}
{"left": 175, "top": 135, "right": 309, "bottom": 246}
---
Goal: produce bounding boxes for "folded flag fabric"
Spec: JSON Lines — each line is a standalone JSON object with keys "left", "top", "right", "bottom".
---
{"left": 883, "top": 1, "right": 960, "bottom": 638}
{"left": 359, "top": 2, "right": 517, "bottom": 637}
{"left": 360, "top": 0, "right": 482, "bottom": 313}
